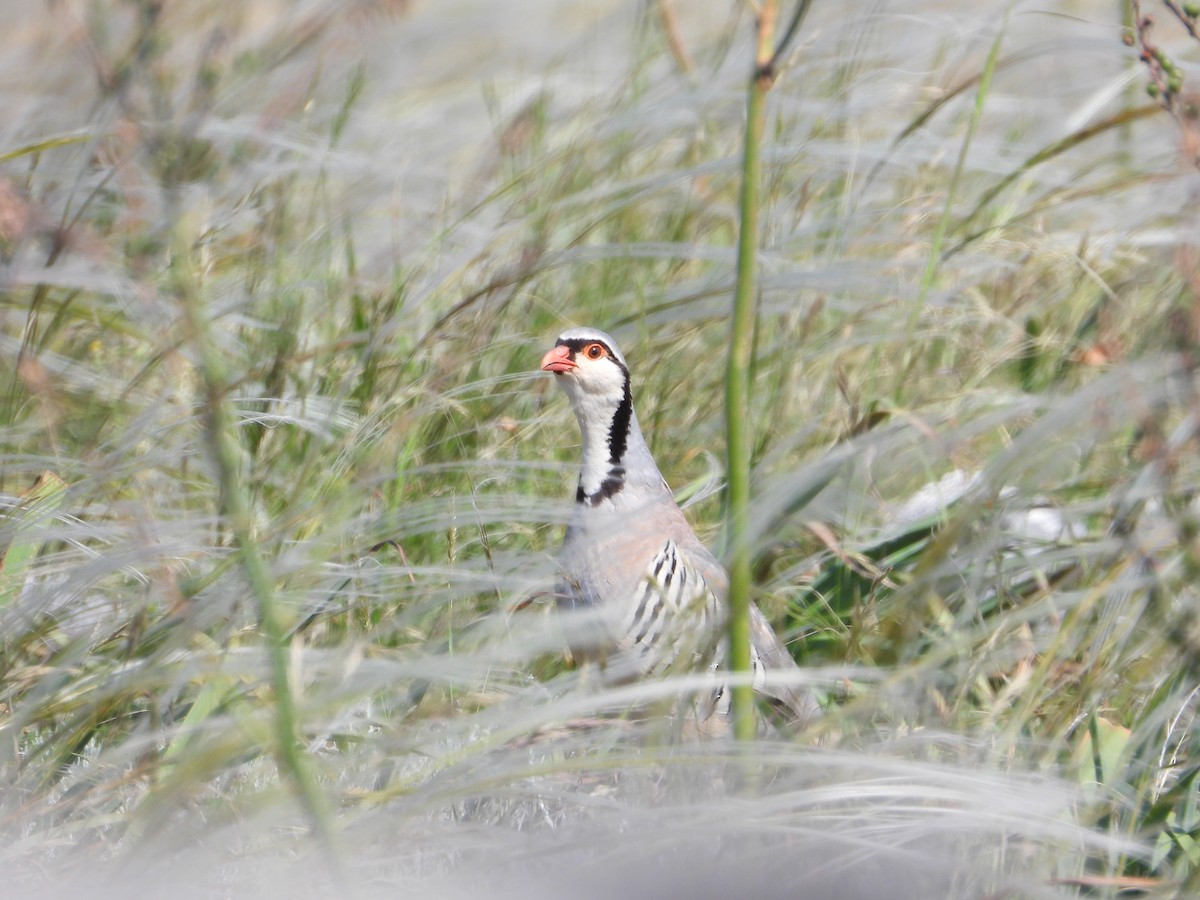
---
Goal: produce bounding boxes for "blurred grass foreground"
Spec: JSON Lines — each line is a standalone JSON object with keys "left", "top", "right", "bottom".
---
{"left": 2, "top": 0, "right": 1200, "bottom": 896}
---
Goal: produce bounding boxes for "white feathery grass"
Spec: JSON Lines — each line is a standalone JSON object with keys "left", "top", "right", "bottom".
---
{"left": 2, "top": 0, "right": 1197, "bottom": 896}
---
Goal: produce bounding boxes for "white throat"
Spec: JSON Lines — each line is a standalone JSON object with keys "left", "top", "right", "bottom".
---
{"left": 556, "top": 370, "right": 664, "bottom": 508}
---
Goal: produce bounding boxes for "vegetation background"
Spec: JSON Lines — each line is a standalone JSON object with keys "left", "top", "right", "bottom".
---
{"left": 2, "top": 0, "right": 1199, "bottom": 896}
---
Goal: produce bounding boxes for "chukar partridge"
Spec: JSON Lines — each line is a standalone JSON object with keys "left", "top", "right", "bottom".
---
{"left": 540, "top": 326, "right": 819, "bottom": 726}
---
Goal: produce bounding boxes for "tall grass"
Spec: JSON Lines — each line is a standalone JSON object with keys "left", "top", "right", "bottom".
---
{"left": 1, "top": 0, "right": 1198, "bottom": 896}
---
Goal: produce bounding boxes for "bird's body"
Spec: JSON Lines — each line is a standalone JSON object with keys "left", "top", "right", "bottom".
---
{"left": 540, "top": 327, "right": 818, "bottom": 727}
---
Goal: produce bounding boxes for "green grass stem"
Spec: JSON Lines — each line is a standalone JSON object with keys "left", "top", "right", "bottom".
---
{"left": 173, "top": 237, "right": 346, "bottom": 885}
{"left": 726, "top": 1, "right": 785, "bottom": 744}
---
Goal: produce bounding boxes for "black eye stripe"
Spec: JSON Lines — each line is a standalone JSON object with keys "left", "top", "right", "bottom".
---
{"left": 556, "top": 337, "right": 628, "bottom": 377}
{"left": 557, "top": 337, "right": 613, "bottom": 358}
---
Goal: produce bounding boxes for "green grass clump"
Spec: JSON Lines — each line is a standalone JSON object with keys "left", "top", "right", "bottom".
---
{"left": 1, "top": 0, "right": 1198, "bottom": 896}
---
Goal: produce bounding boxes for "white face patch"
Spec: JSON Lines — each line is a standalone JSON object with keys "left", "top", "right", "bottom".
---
{"left": 559, "top": 351, "right": 626, "bottom": 399}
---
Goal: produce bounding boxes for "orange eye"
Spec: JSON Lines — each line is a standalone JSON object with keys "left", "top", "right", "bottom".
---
{"left": 584, "top": 343, "right": 605, "bottom": 360}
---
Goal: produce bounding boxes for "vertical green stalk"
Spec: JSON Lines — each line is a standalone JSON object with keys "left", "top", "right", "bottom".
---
{"left": 173, "top": 239, "right": 344, "bottom": 878}
{"left": 726, "top": 1, "right": 781, "bottom": 743}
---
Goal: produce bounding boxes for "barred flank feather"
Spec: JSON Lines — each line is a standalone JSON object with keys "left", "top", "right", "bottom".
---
{"left": 622, "top": 538, "right": 721, "bottom": 668}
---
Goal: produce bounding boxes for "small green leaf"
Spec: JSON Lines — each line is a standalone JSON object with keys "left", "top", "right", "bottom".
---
{"left": 0, "top": 472, "right": 68, "bottom": 608}
{"left": 1073, "top": 715, "right": 1130, "bottom": 786}
{"left": 162, "top": 671, "right": 240, "bottom": 763}
{"left": 1166, "top": 827, "right": 1200, "bottom": 867}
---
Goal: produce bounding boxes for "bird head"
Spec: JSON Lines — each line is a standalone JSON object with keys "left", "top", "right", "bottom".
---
{"left": 540, "top": 327, "right": 630, "bottom": 402}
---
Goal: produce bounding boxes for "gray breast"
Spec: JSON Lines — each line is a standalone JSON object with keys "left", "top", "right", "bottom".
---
{"left": 555, "top": 498, "right": 726, "bottom": 675}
